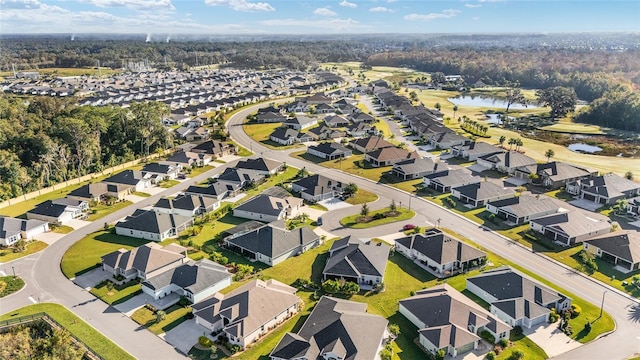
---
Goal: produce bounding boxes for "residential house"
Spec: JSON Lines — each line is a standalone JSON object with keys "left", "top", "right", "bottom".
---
{"left": 391, "top": 158, "right": 448, "bottom": 180}
{"left": 269, "top": 128, "right": 313, "bottom": 145}
{"left": 514, "top": 162, "right": 596, "bottom": 189}
{"left": 423, "top": 168, "right": 480, "bottom": 193}
{"left": 395, "top": 228, "right": 486, "bottom": 278}
{"left": 287, "top": 101, "right": 310, "bottom": 113}
{"left": 451, "top": 141, "right": 504, "bottom": 161}
{"left": 153, "top": 194, "right": 220, "bottom": 217}
{"left": 141, "top": 162, "right": 181, "bottom": 183}
{"left": 583, "top": 231, "right": 640, "bottom": 273}
{"left": 566, "top": 173, "right": 640, "bottom": 205}
{"left": 365, "top": 147, "right": 419, "bottom": 167}
{"left": 399, "top": 284, "right": 511, "bottom": 357}
{"left": 101, "top": 242, "right": 187, "bottom": 281}
{"left": 67, "top": 183, "right": 110, "bottom": 203}
{"left": 477, "top": 151, "right": 537, "bottom": 175}
{"left": 346, "top": 122, "right": 374, "bottom": 138}
{"left": 141, "top": 259, "right": 232, "bottom": 304}
{"left": 529, "top": 210, "right": 611, "bottom": 246}
{"left": 235, "top": 158, "right": 283, "bottom": 176}
{"left": 625, "top": 196, "right": 640, "bottom": 217}
{"left": 323, "top": 236, "right": 390, "bottom": 288}
{"left": 307, "top": 142, "right": 352, "bottom": 160}
{"left": 185, "top": 127, "right": 211, "bottom": 142}
{"left": 466, "top": 266, "right": 572, "bottom": 328}
{"left": 315, "top": 103, "right": 334, "bottom": 114}
{"left": 451, "top": 181, "right": 515, "bottom": 208}
{"left": 284, "top": 116, "right": 318, "bottom": 130}
{"left": 184, "top": 182, "right": 230, "bottom": 201}
{"left": 350, "top": 136, "right": 394, "bottom": 153}
{"left": 164, "top": 151, "right": 212, "bottom": 168}
{"left": 256, "top": 111, "right": 288, "bottom": 123}
{"left": 305, "top": 93, "right": 332, "bottom": 105}
{"left": 103, "top": 170, "right": 152, "bottom": 192}
{"left": 26, "top": 199, "right": 84, "bottom": 224}
{"left": 308, "top": 126, "right": 346, "bottom": 141}
{"left": 291, "top": 174, "right": 343, "bottom": 202}
{"left": 217, "top": 167, "right": 265, "bottom": 191}
{"left": 270, "top": 296, "right": 388, "bottom": 360}
{"left": 115, "top": 209, "right": 194, "bottom": 242}
{"left": 223, "top": 221, "right": 321, "bottom": 266}
{"left": 349, "top": 112, "right": 375, "bottom": 123}
{"left": 233, "top": 194, "right": 302, "bottom": 222}
{"left": 324, "top": 115, "right": 350, "bottom": 128}
{"left": 193, "top": 279, "right": 300, "bottom": 349}
{"left": 191, "top": 140, "right": 236, "bottom": 158}
{"left": 486, "top": 193, "right": 569, "bottom": 225}
{"left": 428, "top": 131, "right": 468, "bottom": 150}
{"left": 0, "top": 217, "right": 49, "bottom": 247}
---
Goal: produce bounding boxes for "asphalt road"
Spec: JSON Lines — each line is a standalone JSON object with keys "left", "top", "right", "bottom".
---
{"left": 2, "top": 98, "right": 639, "bottom": 360}
{"left": 1, "top": 161, "right": 239, "bottom": 360}
{"left": 226, "top": 102, "right": 640, "bottom": 360}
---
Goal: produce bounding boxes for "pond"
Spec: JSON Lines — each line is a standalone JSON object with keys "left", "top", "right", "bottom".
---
{"left": 485, "top": 114, "right": 516, "bottom": 125}
{"left": 568, "top": 143, "right": 603, "bottom": 153}
{"left": 449, "top": 95, "right": 537, "bottom": 109}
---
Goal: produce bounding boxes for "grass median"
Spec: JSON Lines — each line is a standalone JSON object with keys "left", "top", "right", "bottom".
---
{"left": 340, "top": 207, "right": 415, "bottom": 229}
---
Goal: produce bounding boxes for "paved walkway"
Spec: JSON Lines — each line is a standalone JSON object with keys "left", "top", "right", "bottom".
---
{"left": 524, "top": 322, "right": 581, "bottom": 358}
{"left": 161, "top": 319, "right": 212, "bottom": 355}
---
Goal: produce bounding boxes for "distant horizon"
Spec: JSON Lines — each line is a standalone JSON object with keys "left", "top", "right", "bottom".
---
{"left": 1, "top": 0, "right": 638, "bottom": 34}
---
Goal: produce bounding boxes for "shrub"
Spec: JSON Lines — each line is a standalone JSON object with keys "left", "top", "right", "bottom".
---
{"left": 198, "top": 336, "right": 212, "bottom": 347}
{"left": 571, "top": 304, "right": 582, "bottom": 318}
{"left": 486, "top": 351, "right": 496, "bottom": 360}
{"left": 183, "top": 312, "right": 194, "bottom": 320}
{"left": 435, "top": 349, "right": 446, "bottom": 360}
{"left": 511, "top": 349, "right": 525, "bottom": 360}
{"left": 513, "top": 326, "right": 523, "bottom": 336}
{"left": 388, "top": 324, "right": 400, "bottom": 336}
{"left": 379, "top": 348, "right": 393, "bottom": 360}
{"left": 498, "top": 338, "right": 509, "bottom": 349}
{"left": 373, "top": 213, "right": 385, "bottom": 220}
{"left": 480, "top": 330, "right": 495, "bottom": 344}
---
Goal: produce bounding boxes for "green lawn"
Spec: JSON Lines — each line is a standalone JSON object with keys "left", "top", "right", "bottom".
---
{"left": 345, "top": 188, "right": 379, "bottom": 205}
{"left": 307, "top": 203, "right": 329, "bottom": 211}
{"left": 130, "top": 304, "right": 192, "bottom": 335}
{"left": 61, "top": 230, "right": 148, "bottom": 278}
{"left": 0, "top": 240, "right": 48, "bottom": 263}
{"left": 188, "top": 165, "right": 215, "bottom": 178}
{"left": 131, "top": 191, "right": 151, "bottom": 197}
{"left": 340, "top": 208, "right": 415, "bottom": 229}
{"left": 158, "top": 179, "right": 180, "bottom": 188}
{"left": 495, "top": 332, "right": 548, "bottom": 360}
{"left": 291, "top": 151, "right": 391, "bottom": 183}
{"left": 52, "top": 225, "right": 74, "bottom": 234}
{"left": 90, "top": 280, "right": 142, "bottom": 305}
{"left": 228, "top": 140, "right": 252, "bottom": 157}
{"left": 239, "top": 167, "right": 299, "bottom": 203}
{"left": 0, "top": 276, "right": 25, "bottom": 297}
{"left": 0, "top": 303, "right": 134, "bottom": 360}
{"left": 86, "top": 200, "right": 133, "bottom": 221}
{"left": 0, "top": 183, "right": 92, "bottom": 218}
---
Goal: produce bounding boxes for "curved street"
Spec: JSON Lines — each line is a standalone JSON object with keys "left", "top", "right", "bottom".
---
{"left": 1, "top": 99, "right": 639, "bottom": 360}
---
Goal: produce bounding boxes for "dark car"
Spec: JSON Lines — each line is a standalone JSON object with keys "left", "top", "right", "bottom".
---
{"left": 402, "top": 224, "right": 416, "bottom": 231}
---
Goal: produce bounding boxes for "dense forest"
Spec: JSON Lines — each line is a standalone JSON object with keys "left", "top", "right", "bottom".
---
{"left": 0, "top": 96, "right": 171, "bottom": 200}
{"left": 0, "top": 321, "right": 85, "bottom": 359}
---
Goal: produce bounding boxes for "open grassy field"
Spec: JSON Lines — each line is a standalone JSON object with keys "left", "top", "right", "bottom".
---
{"left": 61, "top": 230, "right": 148, "bottom": 278}
{"left": 0, "top": 240, "right": 48, "bottom": 263}
{"left": 344, "top": 188, "right": 379, "bottom": 205}
{"left": 242, "top": 122, "right": 304, "bottom": 150}
{"left": 0, "top": 303, "right": 134, "bottom": 360}
{"left": 0, "top": 67, "right": 121, "bottom": 78}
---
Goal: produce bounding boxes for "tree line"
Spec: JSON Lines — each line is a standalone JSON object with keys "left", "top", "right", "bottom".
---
{"left": 0, "top": 96, "right": 171, "bottom": 200}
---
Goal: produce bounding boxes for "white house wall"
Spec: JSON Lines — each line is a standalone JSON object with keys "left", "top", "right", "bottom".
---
{"left": 465, "top": 281, "right": 498, "bottom": 304}
{"left": 192, "top": 276, "right": 232, "bottom": 304}
{"left": 233, "top": 209, "right": 280, "bottom": 223}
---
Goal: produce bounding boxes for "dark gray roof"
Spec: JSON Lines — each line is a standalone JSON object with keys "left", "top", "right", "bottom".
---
{"left": 466, "top": 266, "right": 569, "bottom": 307}
{"left": 142, "top": 259, "right": 231, "bottom": 294}
{"left": 218, "top": 167, "right": 264, "bottom": 185}
{"left": 579, "top": 173, "right": 640, "bottom": 198}
{"left": 223, "top": 220, "right": 266, "bottom": 237}
{"left": 101, "top": 243, "right": 186, "bottom": 274}
{"left": 235, "top": 157, "right": 282, "bottom": 173}
{"left": 234, "top": 194, "right": 298, "bottom": 217}
{"left": 28, "top": 200, "right": 67, "bottom": 217}
{"left": 308, "top": 142, "right": 351, "bottom": 156}
{"left": 392, "top": 157, "right": 447, "bottom": 176}
{"left": 191, "top": 140, "right": 233, "bottom": 155}
{"left": 115, "top": 209, "right": 192, "bottom": 234}
{"left": 154, "top": 194, "right": 217, "bottom": 212}
{"left": 103, "top": 170, "right": 146, "bottom": 186}
{"left": 142, "top": 162, "right": 175, "bottom": 175}
{"left": 0, "top": 217, "right": 47, "bottom": 240}
{"left": 270, "top": 296, "right": 388, "bottom": 360}
{"left": 480, "top": 151, "right": 536, "bottom": 168}
{"left": 452, "top": 181, "right": 515, "bottom": 201}
{"left": 184, "top": 182, "right": 229, "bottom": 199}
{"left": 396, "top": 229, "right": 486, "bottom": 265}
{"left": 585, "top": 230, "right": 640, "bottom": 264}
{"left": 424, "top": 168, "right": 480, "bottom": 187}
{"left": 323, "top": 238, "right": 390, "bottom": 278}
{"left": 68, "top": 183, "right": 108, "bottom": 199}
{"left": 292, "top": 174, "right": 339, "bottom": 197}
{"left": 270, "top": 127, "right": 300, "bottom": 141}
{"left": 225, "top": 223, "right": 319, "bottom": 258}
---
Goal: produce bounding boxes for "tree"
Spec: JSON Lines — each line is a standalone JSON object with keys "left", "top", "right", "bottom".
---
{"left": 434, "top": 102, "right": 441, "bottom": 111}
{"left": 536, "top": 86, "right": 578, "bottom": 118}
{"left": 341, "top": 281, "right": 360, "bottom": 295}
{"left": 452, "top": 105, "right": 458, "bottom": 118}
{"left": 388, "top": 324, "right": 401, "bottom": 336}
{"left": 389, "top": 199, "right": 397, "bottom": 213}
{"left": 431, "top": 72, "right": 446, "bottom": 84}
{"left": 515, "top": 138, "right": 524, "bottom": 151}
{"left": 545, "top": 149, "right": 555, "bottom": 162}
{"left": 322, "top": 279, "right": 341, "bottom": 293}
{"left": 508, "top": 137, "right": 517, "bottom": 150}
{"left": 360, "top": 203, "right": 370, "bottom": 217}
{"left": 498, "top": 135, "right": 506, "bottom": 147}
{"left": 511, "top": 350, "right": 525, "bottom": 360}
{"left": 505, "top": 84, "right": 527, "bottom": 114}
{"left": 155, "top": 310, "right": 166, "bottom": 323}
{"left": 343, "top": 182, "right": 358, "bottom": 198}
{"left": 625, "top": 171, "right": 634, "bottom": 180}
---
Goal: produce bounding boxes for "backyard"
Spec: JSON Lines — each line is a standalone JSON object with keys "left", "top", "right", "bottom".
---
{"left": 131, "top": 304, "right": 193, "bottom": 335}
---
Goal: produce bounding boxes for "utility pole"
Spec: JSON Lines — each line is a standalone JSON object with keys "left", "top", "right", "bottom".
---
{"left": 12, "top": 266, "right": 16, "bottom": 278}
{"left": 600, "top": 290, "right": 607, "bottom": 318}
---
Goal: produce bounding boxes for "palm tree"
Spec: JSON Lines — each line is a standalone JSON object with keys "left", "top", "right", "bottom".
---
{"left": 452, "top": 105, "right": 458, "bottom": 118}
{"left": 516, "top": 138, "right": 524, "bottom": 151}
{"left": 498, "top": 135, "right": 506, "bottom": 147}
{"left": 434, "top": 103, "right": 441, "bottom": 111}
{"left": 508, "top": 138, "right": 517, "bottom": 150}
{"left": 545, "top": 149, "right": 555, "bottom": 162}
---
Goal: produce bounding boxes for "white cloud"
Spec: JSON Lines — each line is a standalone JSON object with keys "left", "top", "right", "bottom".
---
{"left": 387, "top": 0, "right": 398, "bottom": 3}
{"left": 370, "top": 6, "right": 393, "bottom": 12}
{"left": 404, "top": 9, "right": 461, "bottom": 21}
{"left": 338, "top": 0, "right": 356, "bottom": 8}
{"left": 314, "top": 7, "right": 337, "bottom": 16}
{"left": 259, "top": 17, "right": 368, "bottom": 31}
{"left": 204, "top": 0, "right": 274, "bottom": 12}
{"left": 79, "top": 0, "right": 175, "bottom": 10}
{"left": 464, "top": 3, "right": 482, "bottom": 8}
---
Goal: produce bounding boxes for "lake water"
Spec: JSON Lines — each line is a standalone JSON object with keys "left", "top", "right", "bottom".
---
{"left": 449, "top": 95, "right": 536, "bottom": 109}
{"left": 568, "top": 143, "right": 603, "bottom": 153}
{"left": 485, "top": 114, "right": 516, "bottom": 125}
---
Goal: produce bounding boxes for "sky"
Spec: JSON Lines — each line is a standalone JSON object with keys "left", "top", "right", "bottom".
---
{"left": 1, "top": 0, "right": 638, "bottom": 35}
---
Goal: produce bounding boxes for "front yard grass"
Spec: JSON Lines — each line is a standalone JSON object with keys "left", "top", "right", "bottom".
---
{"left": 158, "top": 179, "right": 180, "bottom": 188}
{"left": 131, "top": 304, "right": 192, "bottom": 335}
{"left": 0, "top": 275, "right": 25, "bottom": 297}
{"left": 495, "top": 332, "right": 548, "bottom": 360}
{"left": 0, "top": 240, "right": 48, "bottom": 263}
{"left": 51, "top": 225, "right": 74, "bottom": 234}
{"left": 345, "top": 188, "right": 378, "bottom": 205}
{"left": 131, "top": 191, "right": 151, "bottom": 197}
{"left": 290, "top": 150, "right": 391, "bottom": 183}
{"left": 227, "top": 140, "right": 252, "bottom": 157}
{"left": 61, "top": 230, "right": 147, "bottom": 278}
{"left": 90, "top": 280, "right": 142, "bottom": 305}
{"left": 86, "top": 200, "right": 133, "bottom": 221}
{"left": 187, "top": 165, "right": 214, "bottom": 178}
{"left": 340, "top": 208, "right": 415, "bottom": 229}
{"left": 0, "top": 303, "right": 134, "bottom": 360}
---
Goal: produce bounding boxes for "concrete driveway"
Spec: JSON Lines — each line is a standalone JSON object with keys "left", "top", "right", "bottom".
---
{"left": 161, "top": 319, "right": 212, "bottom": 354}
{"left": 524, "top": 322, "right": 581, "bottom": 358}
{"left": 569, "top": 199, "right": 603, "bottom": 212}
{"left": 72, "top": 267, "right": 111, "bottom": 289}
{"left": 37, "top": 231, "right": 65, "bottom": 245}
{"left": 66, "top": 218, "right": 92, "bottom": 230}
{"left": 318, "top": 198, "right": 352, "bottom": 211}
{"left": 114, "top": 292, "right": 155, "bottom": 316}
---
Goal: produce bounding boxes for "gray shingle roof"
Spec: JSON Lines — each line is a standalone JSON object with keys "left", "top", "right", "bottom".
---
{"left": 103, "top": 170, "right": 146, "bottom": 186}
{"left": 224, "top": 222, "right": 319, "bottom": 258}
{"left": 235, "top": 157, "right": 282, "bottom": 173}
{"left": 0, "top": 217, "right": 47, "bottom": 240}
{"left": 67, "top": 183, "right": 108, "bottom": 199}
{"left": 28, "top": 200, "right": 67, "bottom": 217}
{"left": 452, "top": 181, "right": 515, "bottom": 201}
{"left": 323, "top": 237, "right": 390, "bottom": 278}
{"left": 530, "top": 210, "right": 610, "bottom": 239}
{"left": 142, "top": 259, "right": 231, "bottom": 294}
{"left": 101, "top": 242, "right": 186, "bottom": 274}
{"left": 395, "top": 229, "right": 486, "bottom": 265}
{"left": 579, "top": 173, "right": 640, "bottom": 198}
{"left": 488, "top": 194, "right": 565, "bottom": 218}
{"left": 115, "top": 209, "right": 192, "bottom": 234}
{"left": 234, "top": 194, "right": 300, "bottom": 217}
{"left": 308, "top": 142, "right": 351, "bottom": 157}
{"left": 585, "top": 230, "right": 640, "bottom": 264}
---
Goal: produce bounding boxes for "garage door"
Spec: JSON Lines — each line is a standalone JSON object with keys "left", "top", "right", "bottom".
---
{"left": 457, "top": 341, "right": 475, "bottom": 355}
{"left": 531, "top": 313, "right": 547, "bottom": 327}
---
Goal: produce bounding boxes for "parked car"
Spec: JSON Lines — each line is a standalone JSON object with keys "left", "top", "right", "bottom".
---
{"left": 402, "top": 224, "right": 416, "bottom": 231}
{"left": 317, "top": 217, "right": 323, "bottom": 226}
